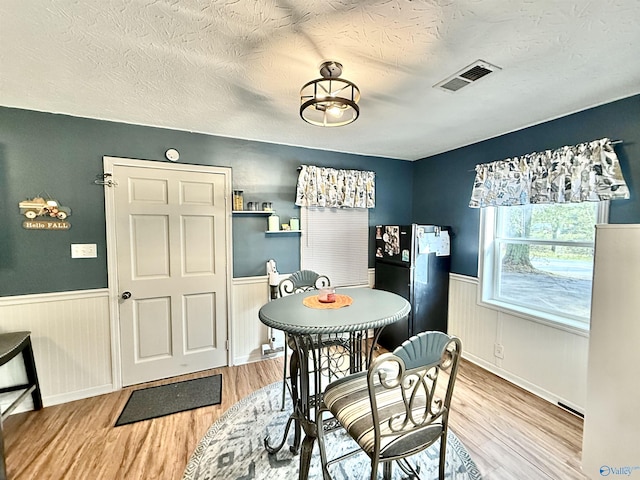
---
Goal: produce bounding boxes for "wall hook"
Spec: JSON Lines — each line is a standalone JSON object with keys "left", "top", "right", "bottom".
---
{"left": 94, "top": 173, "right": 118, "bottom": 187}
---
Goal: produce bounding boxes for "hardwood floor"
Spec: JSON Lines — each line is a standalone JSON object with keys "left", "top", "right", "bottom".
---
{"left": 3, "top": 357, "right": 586, "bottom": 479}
{"left": 448, "top": 361, "right": 586, "bottom": 480}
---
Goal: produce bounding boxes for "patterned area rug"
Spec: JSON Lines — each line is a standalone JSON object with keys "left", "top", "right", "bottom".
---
{"left": 183, "top": 382, "right": 482, "bottom": 480}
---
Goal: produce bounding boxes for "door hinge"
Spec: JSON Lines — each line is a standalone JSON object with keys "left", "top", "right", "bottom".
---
{"left": 225, "top": 339, "right": 230, "bottom": 350}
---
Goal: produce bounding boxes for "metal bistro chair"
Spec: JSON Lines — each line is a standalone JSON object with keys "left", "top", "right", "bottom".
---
{"left": 0, "top": 331, "right": 43, "bottom": 478}
{"left": 277, "top": 270, "right": 331, "bottom": 410}
{"left": 316, "top": 331, "right": 462, "bottom": 480}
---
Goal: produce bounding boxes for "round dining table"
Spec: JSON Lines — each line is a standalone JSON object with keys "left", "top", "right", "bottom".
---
{"left": 258, "top": 286, "right": 411, "bottom": 480}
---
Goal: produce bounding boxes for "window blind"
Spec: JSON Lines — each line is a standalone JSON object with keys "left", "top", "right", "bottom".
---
{"left": 300, "top": 207, "right": 369, "bottom": 287}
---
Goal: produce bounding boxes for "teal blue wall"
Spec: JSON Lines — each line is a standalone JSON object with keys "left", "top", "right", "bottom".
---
{"left": 412, "top": 94, "right": 640, "bottom": 276}
{"left": 3, "top": 95, "right": 639, "bottom": 295}
{"left": 0, "top": 107, "right": 413, "bottom": 296}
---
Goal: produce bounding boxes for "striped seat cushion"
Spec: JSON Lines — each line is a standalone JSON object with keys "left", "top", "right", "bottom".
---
{"left": 323, "top": 371, "right": 444, "bottom": 459}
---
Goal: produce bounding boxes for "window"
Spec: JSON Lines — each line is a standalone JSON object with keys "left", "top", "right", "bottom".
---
{"left": 479, "top": 202, "right": 608, "bottom": 330}
{"left": 300, "top": 207, "right": 369, "bottom": 287}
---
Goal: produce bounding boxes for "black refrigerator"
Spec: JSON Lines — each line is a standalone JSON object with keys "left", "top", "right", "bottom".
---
{"left": 374, "top": 224, "right": 451, "bottom": 350}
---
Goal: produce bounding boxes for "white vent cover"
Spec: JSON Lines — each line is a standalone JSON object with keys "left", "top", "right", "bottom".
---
{"left": 434, "top": 60, "right": 501, "bottom": 92}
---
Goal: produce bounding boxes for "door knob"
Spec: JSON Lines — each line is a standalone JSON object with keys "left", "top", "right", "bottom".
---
{"left": 121, "top": 291, "right": 132, "bottom": 300}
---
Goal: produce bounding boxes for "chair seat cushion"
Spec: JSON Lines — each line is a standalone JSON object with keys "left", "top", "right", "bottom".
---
{"left": 0, "top": 332, "right": 31, "bottom": 365}
{"left": 323, "top": 371, "right": 444, "bottom": 458}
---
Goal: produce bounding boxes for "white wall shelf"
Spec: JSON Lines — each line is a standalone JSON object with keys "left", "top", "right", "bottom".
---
{"left": 232, "top": 211, "right": 272, "bottom": 215}
{"left": 234, "top": 211, "right": 300, "bottom": 234}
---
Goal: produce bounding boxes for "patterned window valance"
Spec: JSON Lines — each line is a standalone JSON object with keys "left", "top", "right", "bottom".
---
{"left": 469, "top": 138, "right": 630, "bottom": 208}
{"left": 295, "top": 165, "right": 375, "bottom": 208}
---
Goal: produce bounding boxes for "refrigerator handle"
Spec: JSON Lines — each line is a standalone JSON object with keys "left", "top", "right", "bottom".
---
{"left": 410, "top": 224, "right": 418, "bottom": 266}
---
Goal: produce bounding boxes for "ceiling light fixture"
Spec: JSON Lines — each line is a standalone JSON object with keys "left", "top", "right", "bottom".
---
{"left": 300, "top": 61, "right": 360, "bottom": 127}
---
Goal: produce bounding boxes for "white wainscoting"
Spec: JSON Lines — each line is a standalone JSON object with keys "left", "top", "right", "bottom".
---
{"left": 0, "top": 273, "right": 371, "bottom": 411}
{"left": 231, "top": 276, "right": 271, "bottom": 365}
{"left": 0, "top": 275, "right": 358, "bottom": 411}
{"left": 0, "top": 272, "right": 587, "bottom": 415}
{"left": 0, "top": 290, "right": 113, "bottom": 411}
{"left": 448, "top": 273, "right": 589, "bottom": 413}
{"left": 0, "top": 281, "right": 275, "bottom": 412}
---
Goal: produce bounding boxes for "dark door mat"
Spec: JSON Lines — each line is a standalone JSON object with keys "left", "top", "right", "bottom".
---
{"left": 115, "top": 374, "right": 222, "bottom": 427}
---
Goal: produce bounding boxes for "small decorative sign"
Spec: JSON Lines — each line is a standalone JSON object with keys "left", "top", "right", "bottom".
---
{"left": 19, "top": 196, "right": 72, "bottom": 230}
{"left": 23, "top": 220, "right": 71, "bottom": 230}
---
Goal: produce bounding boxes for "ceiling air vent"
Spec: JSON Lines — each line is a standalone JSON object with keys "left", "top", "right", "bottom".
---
{"left": 434, "top": 60, "right": 501, "bottom": 92}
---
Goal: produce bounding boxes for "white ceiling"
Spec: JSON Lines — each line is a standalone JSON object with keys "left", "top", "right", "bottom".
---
{"left": 1, "top": 1, "right": 639, "bottom": 161}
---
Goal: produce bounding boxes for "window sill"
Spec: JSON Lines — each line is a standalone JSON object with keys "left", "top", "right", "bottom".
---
{"left": 477, "top": 297, "right": 590, "bottom": 337}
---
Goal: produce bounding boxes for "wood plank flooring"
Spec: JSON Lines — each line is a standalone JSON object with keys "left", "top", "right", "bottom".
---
{"left": 3, "top": 358, "right": 586, "bottom": 479}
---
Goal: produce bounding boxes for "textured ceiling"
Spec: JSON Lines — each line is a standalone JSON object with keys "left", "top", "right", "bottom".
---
{"left": 1, "top": 0, "right": 639, "bottom": 160}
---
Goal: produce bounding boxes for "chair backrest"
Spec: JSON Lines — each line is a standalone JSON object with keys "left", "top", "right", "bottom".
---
{"left": 366, "top": 331, "right": 462, "bottom": 458}
{"left": 278, "top": 270, "right": 330, "bottom": 297}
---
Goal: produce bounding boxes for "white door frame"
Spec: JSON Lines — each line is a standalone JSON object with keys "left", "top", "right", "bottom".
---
{"left": 102, "top": 156, "right": 234, "bottom": 390}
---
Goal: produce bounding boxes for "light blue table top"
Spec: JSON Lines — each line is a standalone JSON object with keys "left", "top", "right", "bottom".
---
{"left": 258, "top": 287, "right": 411, "bottom": 335}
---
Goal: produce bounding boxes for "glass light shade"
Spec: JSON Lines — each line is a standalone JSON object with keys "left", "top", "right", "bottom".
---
{"left": 300, "top": 77, "right": 360, "bottom": 127}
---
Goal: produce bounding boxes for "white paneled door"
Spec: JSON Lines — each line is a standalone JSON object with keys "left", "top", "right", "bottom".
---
{"left": 109, "top": 159, "right": 230, "bottom": 386}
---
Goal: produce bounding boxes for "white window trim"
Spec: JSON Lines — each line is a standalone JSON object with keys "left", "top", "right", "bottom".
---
{"left": 477, "top": 202, "right": 609, "bottom": 335}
